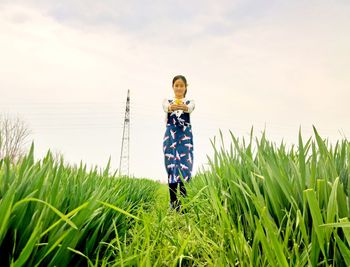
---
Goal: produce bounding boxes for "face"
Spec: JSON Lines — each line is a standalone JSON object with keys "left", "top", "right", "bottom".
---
{"left": 173, "top": 78, "right": 187, "bottom": 98}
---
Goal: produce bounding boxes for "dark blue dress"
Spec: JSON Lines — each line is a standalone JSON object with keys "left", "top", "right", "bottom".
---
{"left": 163, "top": 99, "right": 194, "bottom": 184}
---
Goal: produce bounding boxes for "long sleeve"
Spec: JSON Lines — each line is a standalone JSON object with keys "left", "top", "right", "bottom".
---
{"left": 163, "top": 98, "right": 170, "bottom": 113}
{"left": 185, "top": 99, "right": 195, "bottom": 113}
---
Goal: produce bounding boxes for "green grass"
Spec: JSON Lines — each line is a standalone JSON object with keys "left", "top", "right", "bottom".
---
{"left": 1, "top": 126, "right": 350, "bottom": 266}
{"left": 0, "top": 145, "right": 159, "bottom": 266}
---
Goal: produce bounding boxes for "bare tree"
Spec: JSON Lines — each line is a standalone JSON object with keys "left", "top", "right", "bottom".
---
{"left": 0, "top": 113, "right": 31, "bottom": 163}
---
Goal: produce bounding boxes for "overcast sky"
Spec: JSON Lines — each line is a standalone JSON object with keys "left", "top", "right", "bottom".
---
{"left": 0, "top": 0, "right": 349, "bottom": 182}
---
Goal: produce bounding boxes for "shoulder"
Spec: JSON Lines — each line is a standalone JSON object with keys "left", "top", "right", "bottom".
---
{"left": 185, "top": 98, "right": 194, "bottom": 104}
{"left": 162, "top": 98, "right": 173, "bottom": 103}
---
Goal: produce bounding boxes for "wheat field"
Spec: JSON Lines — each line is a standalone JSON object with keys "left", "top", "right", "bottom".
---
{"left": 0, "top": 126, "right": 349, "bottom": 266}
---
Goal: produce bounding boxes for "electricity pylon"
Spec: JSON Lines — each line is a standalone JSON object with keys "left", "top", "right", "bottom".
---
{"left": 119, "top": 89, "right": 130, "bottom": 177}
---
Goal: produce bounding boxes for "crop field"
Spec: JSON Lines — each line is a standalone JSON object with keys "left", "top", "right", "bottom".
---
{"left": 0, "top": 126, "right": 350, "bottom": 266}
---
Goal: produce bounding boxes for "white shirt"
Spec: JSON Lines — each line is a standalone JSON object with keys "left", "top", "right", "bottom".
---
{"left": 162, "top": 97, "right": 195, "bottom": 124}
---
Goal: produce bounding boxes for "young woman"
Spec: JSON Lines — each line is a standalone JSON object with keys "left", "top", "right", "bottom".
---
{"left": 162, "top": 75, "right": 195, "bottom": 212}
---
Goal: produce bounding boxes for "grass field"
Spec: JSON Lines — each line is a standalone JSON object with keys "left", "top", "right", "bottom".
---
{"left": 1, "top": 126, "right": 350, "bottom": 266}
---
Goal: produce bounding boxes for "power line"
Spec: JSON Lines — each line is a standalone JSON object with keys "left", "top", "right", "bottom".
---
{"left": 1, "top": 101, "right": 348, "bottom": 138}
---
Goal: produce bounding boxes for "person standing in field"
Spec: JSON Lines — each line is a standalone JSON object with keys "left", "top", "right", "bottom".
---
{"left": 162, "top": 75, "right": 195, "bottom": 212}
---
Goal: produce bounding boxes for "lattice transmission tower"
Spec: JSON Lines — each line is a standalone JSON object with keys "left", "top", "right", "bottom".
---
{"left": 119, "top": 89, "right": 130, "bottom": 177}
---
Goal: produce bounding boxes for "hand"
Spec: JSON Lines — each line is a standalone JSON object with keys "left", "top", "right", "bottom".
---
{"left": 177, "top": 103, "right": 189, "bottom": 112}
{"left": 169, "top": 103, "right": 188, "bottom": 112}
{"left": 168, "top": 104, "right": 177, "bottom": 112}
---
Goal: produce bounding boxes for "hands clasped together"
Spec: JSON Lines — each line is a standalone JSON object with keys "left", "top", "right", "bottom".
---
{"left": 169, "top": 103, "right": 188, "bottom": 112}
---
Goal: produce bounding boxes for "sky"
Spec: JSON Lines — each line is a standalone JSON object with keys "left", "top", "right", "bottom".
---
{"left": 0, "top": 0, "right": 349, "bottom": 183}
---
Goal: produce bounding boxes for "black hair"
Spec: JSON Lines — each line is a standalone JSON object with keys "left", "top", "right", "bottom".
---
{"left": 172, "top": 75, "right": 188, "bottom": 97}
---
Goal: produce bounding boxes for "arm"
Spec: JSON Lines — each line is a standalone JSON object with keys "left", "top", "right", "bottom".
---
{"left": 163, "top": 98, "right": 173, "bottom": 113}
{"left": 184, "top": 99, "right": 195, "bottom": 113}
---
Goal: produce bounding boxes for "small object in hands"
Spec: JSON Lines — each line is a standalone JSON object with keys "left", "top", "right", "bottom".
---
{"left": 174, "top": 99, "right": 183, "bottom": 105}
